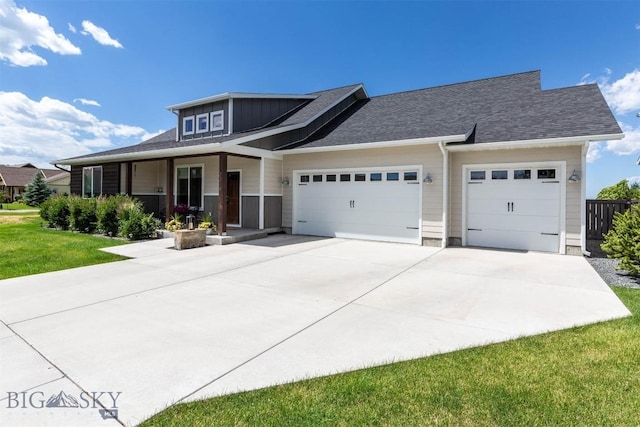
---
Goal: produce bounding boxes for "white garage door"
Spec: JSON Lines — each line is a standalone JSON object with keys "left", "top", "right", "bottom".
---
{"left": 294, "top": 169, "right": 421, "bottom": 244}
{"left": 465, "top": 166, "right": 561, "bottom": 253}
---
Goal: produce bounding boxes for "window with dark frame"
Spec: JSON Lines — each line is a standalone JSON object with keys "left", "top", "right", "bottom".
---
{"left": 326, "top": 174, "right": 336, "bottom": 182}
{"left": 313, "top": 175, "right": 323, "bottom": 182}
{"left": 492, "top": 170, "right": 508, "bottom": 180}
{"left": 404, "top": 171, "right": 418, "bottom": 181}
{"left": 537, "top": 169, "right": 556, "bottom": 179}
{"left": 470, "top": 171, "right": 486, "bottom": 180}
{"left": 370, "top": 173, "right": 382, "bottom": 181}
{"left": 340, "top": 174, "right": 351, "bottom": 182}
{"left": 514, "top": 169, "right": 531, "bottom": 180}
{"left": 300, "top": 175, "right": 309, "bottom": 183}
{"left": 387, "top": 172, "right": 399, "bottom": 181}
{"left": 355, "top": 173, "right": 366, "bottom": 182}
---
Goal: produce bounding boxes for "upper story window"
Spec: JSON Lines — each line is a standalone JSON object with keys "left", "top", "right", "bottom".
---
{"left": 183, "top": 116, "right": 195, "bottom": 136}
{"left": 82, "top": 166, "right": 102, "bottom": 198}
{"left": 196, "top": 113, "right": 209, "bottom": 134}
{"left": 211, "top": 110, "right": 224, "bottom": 131}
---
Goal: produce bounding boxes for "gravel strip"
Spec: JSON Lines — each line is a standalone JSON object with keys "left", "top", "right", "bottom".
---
{"left": 586, "top": 256, "right": 640, "bottom": 289}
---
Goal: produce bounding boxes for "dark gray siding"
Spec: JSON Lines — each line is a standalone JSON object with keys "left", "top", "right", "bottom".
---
{"left": 264, "top": 196, "right": 282, "bottom": 229}
{"left": 102, "top": 163, "right": 120, "bottom": 195}
{"left": 233, "top": 98, "right": 308, "bottom": 133}
{"left": 180, "top": 100, "right": 229, "bottom": 140}
{"left": 242, "top": 196, "right": 259, "bottom": 229}
{"left": 204, "top": 195, "right": 219, "bottom": 223}
{"left": 70, "top": 165, "right": 82, "bottom": 195}
{"left": 241, "top": 93, "right": 359, "bottom": 150}
{"left": 135, "top": 195, "right": 165, "bottom": 218}
{"left": 70, "top": 163, "right": 119, "bottom": 196}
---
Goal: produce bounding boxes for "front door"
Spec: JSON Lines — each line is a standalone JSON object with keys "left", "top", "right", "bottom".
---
{"left": 227, "top": 171, "right": 240, "bottom": 225}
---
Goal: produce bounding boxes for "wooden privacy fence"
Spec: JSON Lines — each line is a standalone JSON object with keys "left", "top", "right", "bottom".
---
{"left": 586, "top": 199, "right": 637, "bottom": 240}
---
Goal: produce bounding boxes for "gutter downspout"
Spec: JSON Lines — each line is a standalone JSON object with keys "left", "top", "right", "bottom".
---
{"left": 52, "top": 164, "right": 70, "bottom": 173}
{"left": 438, "top": 141, "right": 449, "bottom": 248}
{"left": 170, "top": 109, "right": 179, "bottom": 142}
{"left": 581, "top": 141, "right": 590, "bottom": 257}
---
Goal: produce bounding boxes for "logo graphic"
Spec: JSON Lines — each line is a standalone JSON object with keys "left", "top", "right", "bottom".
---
{"left": 46, "top": 391, "right": 79, "bottom": 408}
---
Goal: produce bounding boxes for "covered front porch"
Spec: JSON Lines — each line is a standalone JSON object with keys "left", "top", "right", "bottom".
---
{"left": 120, "top": 152, "right": 283, "bottom": 236}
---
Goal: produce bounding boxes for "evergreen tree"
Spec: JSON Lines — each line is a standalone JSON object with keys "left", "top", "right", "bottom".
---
{"left": 23, "top": 171, "right": 52, "bottom": 206}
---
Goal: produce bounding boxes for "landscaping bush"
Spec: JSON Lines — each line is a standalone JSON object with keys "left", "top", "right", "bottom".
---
{"left": 601, "top": 204, "right": 640, "bottom": 276}
{"left": 40, "top": 195, "right": 70, "bottom": 229}
{"left": 68, "top": 196, "right": 97, "bottom": 233}
{"left": 96, "top": 194, "right": 136, "bottom": 236}
{"left": 118, "top": 203, "right": 160, "bottom": 240}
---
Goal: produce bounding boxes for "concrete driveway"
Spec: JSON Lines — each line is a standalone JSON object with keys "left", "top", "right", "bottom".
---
{"left": 0, "top": 235, "right": 631, "bottom": 426}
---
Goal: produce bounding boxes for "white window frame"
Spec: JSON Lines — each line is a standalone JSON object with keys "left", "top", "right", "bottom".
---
{"left": 210, "top": 110, "right": 224, "bottom": 131}
{"left": 196, "top": 113, "right": 209, "bottom": 134}
{"left": 82, "top": 166, "right": 102, "bottom": 198}
{"left": 183, "top": 115, "right": 195, "bottom": 136}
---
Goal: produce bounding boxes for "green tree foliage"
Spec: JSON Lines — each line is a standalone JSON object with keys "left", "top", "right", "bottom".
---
{"left": 596, "top": 179, "right": 640, "bottom": 200}
{"left": 23, "top": 171, "right": 52, "bottom": 206}
{"left": 601, "top": 204, "right": 640, "bottom": 276}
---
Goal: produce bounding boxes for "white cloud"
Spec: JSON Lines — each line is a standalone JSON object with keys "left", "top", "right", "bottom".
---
{"left": 635, "top": 24, "right": 640, "bottom": 30}
{"left": 627, "top": 176, "right": 640, "bottom": 185}
{"left": 73, "top": 98, "right": 101, "bottom": 107}
{"left": 140, "top": 129, "right": 165, "bottom": 141}
{"left": 80, "top": 20, "right": 122, "bottom": 48}
{"left": 0, "top": 0, "right": 81, "bottom": 67}
{"left": 68, "top": 23, "right": 76, "bottom": 34}
{"left": 587, "top": 141, "right": 603, "bottom": 163}
{"left": 0, "top": 91, "right": 149, "bottom": 167}
{"left": 605, "top": 122, "right": 640, "bottom": 156}
{"left": 581, "top": 69, "right": 640, "bottom": 115}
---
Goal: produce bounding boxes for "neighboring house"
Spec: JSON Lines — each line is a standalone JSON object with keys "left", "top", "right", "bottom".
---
{"left": 55, "top": 71, "right": 622, "bottom": 255}
{"left": 0, "top": 164, "right": 70, "bottom": 201}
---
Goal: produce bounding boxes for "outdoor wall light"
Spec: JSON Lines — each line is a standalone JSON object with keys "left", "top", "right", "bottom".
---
{"left": 423, "top": 174, "right": 434, "bottom": 184}
{"left": 281, "top": 177, "right": 290, "bottom": 186}
{"left": 568, "top": 170, "right": 581, "bottom": 183}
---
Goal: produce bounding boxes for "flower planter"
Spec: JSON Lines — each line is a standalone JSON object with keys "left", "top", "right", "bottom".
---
{"left": 174, "top": 229, "right": 206, "bottom": 250}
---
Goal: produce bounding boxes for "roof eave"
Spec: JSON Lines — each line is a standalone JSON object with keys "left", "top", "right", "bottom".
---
{"left": 445, "top": 133, "right": 625, "bottom": 152}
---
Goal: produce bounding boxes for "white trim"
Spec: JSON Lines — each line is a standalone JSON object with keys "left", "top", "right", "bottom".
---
{"left": 461, "top": 161, "right": 566, "bottom": 254}
{"left": 292, "top": 165, "right": 422, "bottom": 245}
{"left": 280, "top": 134, "right": 468, "bottom": 155}
{"left": 243, "top": 193, "right": 283, "bottom": 197}
{"left": 203, "top": 192, "right": 219, "bottom": 196}
{"left": 264, "top": 193, "right": 283, "bottom": 197}
{"left": 81, "top": 165, "right": 103, "bottom": 198}
{"left": 132, "top": 192, "right": 166, "bottom": 196}
{"left": 259, "top": 157, "right": 265, "bottom": 230}
{"left": 167, "top": 92, "right": 317, "bottom": 111}
{"left": 195, "top": 113, "right": 209, "bottom": 134}
{"left": 438, "top": 141, "right": 449, "bottom": 248}
{"left": 182, "top": 116, "right": 195, "bottom": 136}
{"left": 581, "top": 142, "right": 589, "bottom": 255}
{"left": 211, "top": 110, "right": 224, "bottom": 131}
{"left": 174, "top": 163, "right": 205, "bottom": 209}
{"left": 228, "top": 98, "right": 234, "bottom": 134}
{"left": 446, "top": 134, "right": 624, "bottom": 152}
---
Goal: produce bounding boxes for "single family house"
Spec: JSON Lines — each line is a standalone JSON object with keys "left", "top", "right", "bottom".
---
{"left": 0, "top": 163, "right": 70, "bottom": 201}
{"left": 55, "top": 71, "right": 622, "bottom": 254}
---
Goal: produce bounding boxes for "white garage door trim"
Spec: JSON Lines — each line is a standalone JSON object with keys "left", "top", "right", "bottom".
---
{"left": 461, "top": 161, "right": 567, "bottom": 254}
{"left": 292, "top": 165, "right": 423, "bottom": 245}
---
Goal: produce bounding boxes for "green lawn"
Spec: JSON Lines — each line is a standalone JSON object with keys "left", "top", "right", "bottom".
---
{"left": 0, "top": 202, "right": 35, "bottom": 210}
{"left": 142, "top": 287, "right": 640, "bottom": 427}
{"left": 0, "top": 214, "right": 129, "bottom": 280}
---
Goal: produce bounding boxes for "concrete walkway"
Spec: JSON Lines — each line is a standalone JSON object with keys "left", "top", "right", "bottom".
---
{"left": 0, "top": 236, "right": 631, "bottom": 426}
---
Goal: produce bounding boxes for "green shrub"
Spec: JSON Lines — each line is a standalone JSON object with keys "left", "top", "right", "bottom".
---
{"left": 96, "top": 194, "right": 135, "bottom": 236}
{"left": 601, "top": 204, "right": 640, "bottom": 276}
{"left": 118, "top": 204, "right": 160, "bottom": 240}
{"left": 40, "top": 195, "right": 70, "bottom": 229}
{"left": 68, "top": 196, "right": 97, "bottom": 233}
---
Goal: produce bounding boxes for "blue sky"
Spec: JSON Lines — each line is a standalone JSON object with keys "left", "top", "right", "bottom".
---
{"left": 1, "top": 0, "right": 639, "bottom": 197}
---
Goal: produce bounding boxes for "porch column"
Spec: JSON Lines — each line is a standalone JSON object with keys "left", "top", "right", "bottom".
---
{"left": 218, "top": 153, "right": 228, "bottom": 235}
{"left": 165, "top": 159, "right": 174, "bottom": 222}
{"left": 126, "top": 162, "right": 133, "bottom": 195}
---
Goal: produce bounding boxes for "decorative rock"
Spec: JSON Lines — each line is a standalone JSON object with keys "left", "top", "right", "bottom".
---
{"left": 174, "top": 229, "right": 206, "bottom": 250}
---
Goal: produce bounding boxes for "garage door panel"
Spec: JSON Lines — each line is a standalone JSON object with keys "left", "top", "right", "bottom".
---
{"left": 296, "top": 170, "right": 420, "bottom": 244}
{"left": 466, "top": 165, "right": 562, "bottom": 253}
{"left": 467, "top": 229, "right": 559, "bottom": 252}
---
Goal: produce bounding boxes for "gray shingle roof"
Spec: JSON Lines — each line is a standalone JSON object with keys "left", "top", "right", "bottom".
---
{"left": 58, "top": 71, "right": 621, "bottom": 163}
{"left": 295, "top": 71, "right": 620, "bottom": 149}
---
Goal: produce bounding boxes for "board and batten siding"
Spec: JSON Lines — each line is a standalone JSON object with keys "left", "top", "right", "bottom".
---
{"left": 449, "top": 145, "right": 583, "bottom": 250}
{"left": 281, "top": 145, "right": 444, "bottom": 241}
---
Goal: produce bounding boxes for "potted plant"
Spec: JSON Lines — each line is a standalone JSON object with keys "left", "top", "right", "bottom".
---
{"left": 197, "top": 212, "right": 216, "bottom": 235}
{"left": 165, "top": 212, "right": 184, "bottom": 232}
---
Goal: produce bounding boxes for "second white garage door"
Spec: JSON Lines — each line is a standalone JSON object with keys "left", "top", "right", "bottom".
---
{"left": 465, "top": 164, "right": 563, "bottom": 253}
{"left": 293, "top": 169, "right": 421, "bottom": 244}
